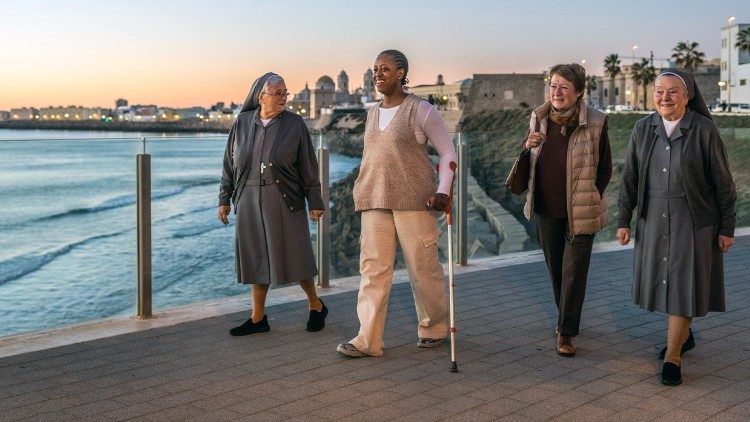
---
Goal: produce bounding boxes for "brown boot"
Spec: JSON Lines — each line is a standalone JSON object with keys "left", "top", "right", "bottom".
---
{"left": 556, "top": 330, "right": 575, "bottom": 357}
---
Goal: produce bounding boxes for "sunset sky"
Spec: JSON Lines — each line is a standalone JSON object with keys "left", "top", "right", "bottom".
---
{"left": 1, "top": 0, "right": 748, "bottom": 110}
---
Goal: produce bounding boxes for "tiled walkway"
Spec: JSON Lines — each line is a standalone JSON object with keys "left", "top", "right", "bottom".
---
{"left": 1, "top": 236, "right": 749, "bottom": 421}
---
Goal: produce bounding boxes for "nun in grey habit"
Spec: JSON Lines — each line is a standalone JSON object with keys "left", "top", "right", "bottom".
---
{"left": 617, "top": 69, "right": 736, "bottom": 386}
{"left": 218, "top": 72, "right": 328, "bottom": 336}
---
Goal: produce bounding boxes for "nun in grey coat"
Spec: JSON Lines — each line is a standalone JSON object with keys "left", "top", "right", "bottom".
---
{"left": 617, "top": 69, "right": 736, "bottom": 386}
{"left": 218, "top": 72, "right": 328, "bottom": 336}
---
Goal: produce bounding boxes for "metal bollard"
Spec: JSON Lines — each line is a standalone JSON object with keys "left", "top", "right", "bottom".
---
{"left": 456, "top": 134, "right": 468, "bottom": 266}
{"left": 136, "top": 137, "right": 152, "bottom": 318}
{"left": 316, "top": 146, "right": 330, "bottom": 288}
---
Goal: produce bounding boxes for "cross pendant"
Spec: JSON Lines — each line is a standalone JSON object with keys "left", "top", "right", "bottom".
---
{"left": 260, "top": 162, "right": 267, "bottom": 174}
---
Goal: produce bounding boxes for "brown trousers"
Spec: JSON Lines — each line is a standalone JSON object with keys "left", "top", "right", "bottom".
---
{"left": 535, "top": 213, "right": 595, "bottom": 336}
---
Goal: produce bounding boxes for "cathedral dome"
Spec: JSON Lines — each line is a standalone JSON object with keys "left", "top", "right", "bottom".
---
{"left": 315, "top": 76, "right": 335, "bottom": 91}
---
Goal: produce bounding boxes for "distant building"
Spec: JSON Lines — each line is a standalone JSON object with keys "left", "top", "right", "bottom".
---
{"left": 363, "top": 68, "right": 376, "bottom": 102}
{"left": 132, "top": 105, "right": 158, "bottom": 122}
{"left": 336, "top": 70, "right": 351, "bottom": 103}
{"left": 310, "top": 75, "right": 335, "bottom": 118}
{"left": 0, "top": 111, "right": 9, "bottom": 121}
{"left": 38, "top": 106, "right": 103, "bottom": 121}
{"left": 173, "top": 107, "right": 207, "bottom": 120}
{"left": 408, "top": 76, "right": 472, "bottom": 111}
{"left": 115, "top": 98, "right": 128, "bottom": 108}
{"left": 114, "top": 106, "right": 134, "bottom": 121}
{"left": 597, "top": 59, "right": 720, "bottom": 111}
{"left": 721, "top": 21, "right": 750, "bottom": 107}
{"left": 288, "top": 83, "right": 311, "bottom": 117}
{"left": 9, "top": 107, "right": 38, "bottom": 120}
{"left": 464, "top": 74, "right": 546, "bottom": 114}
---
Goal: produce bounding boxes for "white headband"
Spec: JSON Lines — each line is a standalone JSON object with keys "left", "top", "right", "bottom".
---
{"left": 657, "top": 72, "right": 689, "bottom": 96}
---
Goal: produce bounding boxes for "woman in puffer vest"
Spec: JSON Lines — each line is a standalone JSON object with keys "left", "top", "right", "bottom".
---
{"left": 522, "top": 63, "right": 612, "bottom": 357}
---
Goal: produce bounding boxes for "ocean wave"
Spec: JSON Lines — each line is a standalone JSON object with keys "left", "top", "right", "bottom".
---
{"left": 0, "top": 231, "right": 125, "bottom": 285}
{"left": 28, "top": 186, "right": 187, "bottom": 224}
{"left": 171, "top": 221, "right": 230, "bottom": 238}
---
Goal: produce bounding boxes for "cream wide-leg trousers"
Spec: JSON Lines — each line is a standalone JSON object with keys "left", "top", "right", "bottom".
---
{"left": 350, "top": 209, "right": 448, "bottom": 356}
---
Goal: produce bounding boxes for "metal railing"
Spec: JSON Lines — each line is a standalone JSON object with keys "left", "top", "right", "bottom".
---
{"left": 133, "top": 139, "right": 473, "bottom": 316}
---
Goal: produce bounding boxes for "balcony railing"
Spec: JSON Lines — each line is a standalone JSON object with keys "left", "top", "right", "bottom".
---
{"left": 1, "top": 126, "right": 748, "bottom": 337}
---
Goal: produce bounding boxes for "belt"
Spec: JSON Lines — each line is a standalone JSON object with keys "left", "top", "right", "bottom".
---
{"left": 245, "top": 179, "right": 273, "bottom": 186}
{"left": 647, "top": 190, "right": 686, "bottom": 199}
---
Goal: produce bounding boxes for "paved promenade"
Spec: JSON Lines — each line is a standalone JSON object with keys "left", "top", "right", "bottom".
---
{"left": 1, "top": 235, "right": 750, "bottom": 421}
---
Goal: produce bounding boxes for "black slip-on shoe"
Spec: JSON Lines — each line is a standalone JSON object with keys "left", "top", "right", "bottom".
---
{"left": 661, "top": 362, "right": 683, "bottom": 386}
{"left": 658, "top": 329, "right": 695, "bottom": 359}
{"left": 230, "top": 315, "right": 270, "bottom": 336}
{"left": 306, "top": 300, "right": 328, "bottom": 332}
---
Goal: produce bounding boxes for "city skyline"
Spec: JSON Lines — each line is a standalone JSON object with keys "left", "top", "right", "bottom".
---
{"left": 1, "top": 0, "right": 748, "bottom": 110}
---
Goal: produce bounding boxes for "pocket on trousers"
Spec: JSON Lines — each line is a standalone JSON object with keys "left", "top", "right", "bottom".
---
{"left": 420, "top": 230, "right": 439, "bottom": 248}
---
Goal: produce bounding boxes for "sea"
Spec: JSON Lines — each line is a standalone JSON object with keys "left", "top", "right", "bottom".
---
{"left": 0, "top": 129, "right": 360, "bottom": 337}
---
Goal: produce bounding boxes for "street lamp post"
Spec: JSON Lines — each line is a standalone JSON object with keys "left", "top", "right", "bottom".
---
{"left": 728, "top": 16, "right": 735, "bottom": 111}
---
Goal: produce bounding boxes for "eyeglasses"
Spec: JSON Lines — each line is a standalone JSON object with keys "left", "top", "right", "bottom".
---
{"left": 263, "top": 90, "right": 291, "bottom": 98}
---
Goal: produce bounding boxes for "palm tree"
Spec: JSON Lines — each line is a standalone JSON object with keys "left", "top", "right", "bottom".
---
{"left": 585, "top": 75, "right": 597, "bottom": 105}
{"left": 631, "top": 58, "right": 657, "bottom": 110}
{"left": 603, "top": 54, "right": 621, "bottom": 106}
{"left": 672, "top": 41, "right": 705, "bottom": 73}
{"left": 736, "top": 28, "right": 750, "bottom": 55}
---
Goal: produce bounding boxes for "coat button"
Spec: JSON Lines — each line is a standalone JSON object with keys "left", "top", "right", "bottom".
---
{"left": 290, "top": 207, "right": 294, "bottom": 210}
{"left": 666, "top": 145, "right": 671, "bottom": 150}
{"left": 663, "top": 257, "right": 668, "bottom": 262}
{"left": 269, "top": 162, "right": 273, "bottom": 166}
{"left": 662, "top": 213, "right": 668, "bottom": 218}
{"left": 282, "top": 194, "right": 287, "bottom": 197}
{"left": 662, "top": 279, "right": 667, "bottom": 284}
{"left": 662, "top": 168, "right": 668, "bottom": 172}
{"left": 276, "top": 180, "right": 280, "bottom": 183}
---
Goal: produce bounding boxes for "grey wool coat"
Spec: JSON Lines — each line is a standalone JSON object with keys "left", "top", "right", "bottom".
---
{"left": 617, "top": 108, "right": 736, "bottom": 237}
{"left": 219, "top": 109, "right": 324, "bottom": 212}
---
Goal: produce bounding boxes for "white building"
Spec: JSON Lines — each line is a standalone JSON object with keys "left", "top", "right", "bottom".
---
{"left": 9, "top": 108, "right": 38, "bottom": 120}
{"left": 38, "top": 106, "right": 103, "bottom": 121}
{"left": 721, "top": 22, "right": 750, "bottom": 107}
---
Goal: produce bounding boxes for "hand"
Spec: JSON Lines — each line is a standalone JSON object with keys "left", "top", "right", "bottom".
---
{"left": 616, "top": 228, "right": 631, "bottom": 246}
{"left": 525, "top": 131, "right": 546, "bottom": 150}
{"left": 309, "top": 209, "right": 325, "bottom": 222}
{"left": 718, "top": 235, "right": 734, "bottom": 253}
{"left": 217, "top": 205, "right": 231, "bottom": 225}
{"left": 426, "top": 193, "right": 449, "bottom": 212}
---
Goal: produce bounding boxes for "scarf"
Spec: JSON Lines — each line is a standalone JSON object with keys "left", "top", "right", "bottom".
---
{"left": 549, "top": 99, "right": 581, "bottom": 136}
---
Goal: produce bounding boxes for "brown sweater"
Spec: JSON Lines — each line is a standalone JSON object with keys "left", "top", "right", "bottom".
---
{"left": 353, "top": 94, "right": 436, "bottom": 211}
{"left": 534, "top": 120, "right": 612, "bottom": 218}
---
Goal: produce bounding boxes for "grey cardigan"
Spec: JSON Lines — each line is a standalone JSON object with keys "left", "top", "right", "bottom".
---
{"left": 617, "top": 108, "right": 736, "bottom": 237}
{"left": 219, "top": 110, "right": 324, "bottom": 213}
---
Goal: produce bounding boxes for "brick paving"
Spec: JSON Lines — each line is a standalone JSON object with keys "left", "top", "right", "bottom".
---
{"left": 1, "top": 236, "right": 750, "bottom": 421}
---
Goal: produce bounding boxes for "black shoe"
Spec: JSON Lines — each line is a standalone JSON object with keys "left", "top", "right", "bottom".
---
{"left": 306, "top": 300, "right": 328, "bottom": 332}
{"left": 658, "top": 329, "right": 695, "bottom": 359}
{"left": 661, "top": 362, "right": 682, "bottom": 386}
{"left": 230, "top": 315, "right": 270, "bottom": 336}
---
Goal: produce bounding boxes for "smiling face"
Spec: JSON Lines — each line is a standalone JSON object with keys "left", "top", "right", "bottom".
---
{"left": 549, "top": 73, "right": 582, "bottom": 112}
{"left": 654, "top": 75, "right": 688, "bottom": 121}
{"left": 372, "top": 54, "right": 404, "bottom": 96}
{"left": 259, "top": 81, "right": 288, "bottom": 118}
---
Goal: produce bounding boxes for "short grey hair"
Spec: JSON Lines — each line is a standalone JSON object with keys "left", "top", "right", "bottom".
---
{"left": 261, "top": 74, "right": 285, "bottom": 94}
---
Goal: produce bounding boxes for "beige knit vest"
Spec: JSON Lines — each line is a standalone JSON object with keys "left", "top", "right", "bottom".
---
{"left": 524, "top": 102, "right": 608, "bottom": 235}
{"left": 353, "top": 94, "right": 436, "bottom": 211}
